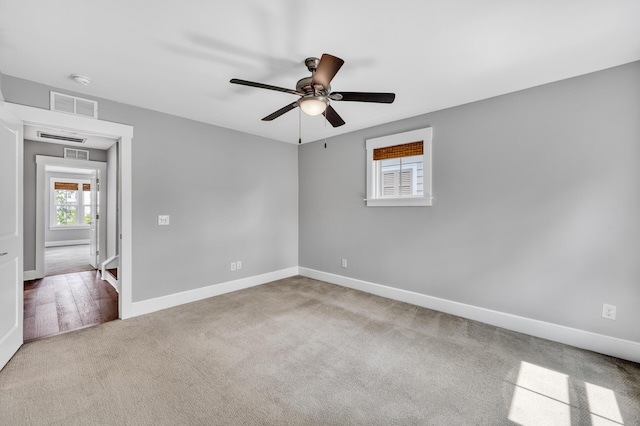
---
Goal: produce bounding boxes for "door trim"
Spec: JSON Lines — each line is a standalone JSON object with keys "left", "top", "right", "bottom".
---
{"left": 5, "top": 103, "right": 134, "bottom": 319}
{"left": 35, "top": 157, "right": 107, "bottom": 275}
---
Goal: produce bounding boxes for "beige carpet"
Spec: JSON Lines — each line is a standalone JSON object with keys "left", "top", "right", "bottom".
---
{"left": 1, "top": 276, "right": 638, "bottom": 425}
{"left": 45, "top": 244, "right": 95, "bottom": 276}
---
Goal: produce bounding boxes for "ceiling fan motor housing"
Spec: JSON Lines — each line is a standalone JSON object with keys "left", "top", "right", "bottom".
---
{"left": 296, "top": 77, "right": 330, "bottom": 95}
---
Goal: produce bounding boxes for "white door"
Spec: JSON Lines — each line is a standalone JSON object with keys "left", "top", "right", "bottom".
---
{"left": 89, "top": 171, "right": 98, "bottom": 268}
{"left": 0, "top": 104, "right": 23, "bottom": 371}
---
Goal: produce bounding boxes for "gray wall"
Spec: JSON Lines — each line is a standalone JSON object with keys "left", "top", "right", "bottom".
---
{"left": 299, "top": 61, "right": 640, "bottom": 343}
{"left": 7, "top": 77, "right": 299, "bottom": 301}
{"left": 23, "top": 140, "right": 108, "bottom": 270}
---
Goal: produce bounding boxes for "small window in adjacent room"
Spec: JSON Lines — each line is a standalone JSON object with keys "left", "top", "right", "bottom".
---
{"left": 366, "top": 127, "right": 432, "bottom": 206}
{"left": 50, "top": 178, "right": 91, "bottom": 228}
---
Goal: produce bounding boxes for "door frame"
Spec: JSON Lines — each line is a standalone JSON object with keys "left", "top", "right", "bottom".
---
{"left": 6, "top": 103, "right": 134, "bottom": 319}
{"left": 36, "top": 157, "right": 107, "bottom": 273}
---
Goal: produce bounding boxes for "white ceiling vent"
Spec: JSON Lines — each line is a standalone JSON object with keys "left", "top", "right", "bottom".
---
{"left": 37, "top": 131, "right": 86, "bottom": 144}
{"left": 64, "top": 148, "right": 90, "bottom": 161}
{"left": 50, "top": 91, "right": 98, "bottom": 119}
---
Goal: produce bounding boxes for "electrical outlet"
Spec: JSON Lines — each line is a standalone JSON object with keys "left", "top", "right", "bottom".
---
{"left": 230, "top": 262, "right": 236, "bottom": 272}
{"left": 341, "top": 259, "right": 347, "bottom": 268}
{"left": 236, "top": 260, "right": 242, "bottom": 270}
{"left": 158, "top": 215, "right": 170, "bottom": 225}
{"left": 602, "top": 303, "right": 616, "bottom": 320}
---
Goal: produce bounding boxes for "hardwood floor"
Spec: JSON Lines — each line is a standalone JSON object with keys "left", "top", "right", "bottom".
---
{"left": 24, "top": 271, "right": 118, "bottom": 342}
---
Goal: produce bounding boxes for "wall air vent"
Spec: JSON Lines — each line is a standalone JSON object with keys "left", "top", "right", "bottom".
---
{"left": 64, "top": 148, "right": 90, "bottom": 160}
{"left": 37, "top": 131, "right": 86, "bottom": 144}
{"left": 50, "top": 91, "right": 98, "bottom": 119}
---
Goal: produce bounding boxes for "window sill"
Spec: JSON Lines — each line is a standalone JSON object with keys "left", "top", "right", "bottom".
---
{"left": 50, "top": 226, "right": 90, "bottom": 231}
{"left": 366, "top": 196, "right": 432, "bottom": 207}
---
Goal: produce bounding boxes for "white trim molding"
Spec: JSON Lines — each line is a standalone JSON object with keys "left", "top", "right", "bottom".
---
{"left": 298, "top": 267, "right": 640, "bottom": 364}
{"left": 5, "top": 103, "right": 133, "bottom": 139}
{"left": 100, "top": 255, "right": 119, "bottom": 293}
{"left": 23, "top": 270, "right": 37, "bottom": 281}
{"left": 45, "top": 239, "right": 90, "bottom": 247}
{"left": 103, "top": 272, "right": 118, "bottom": 293}
{"left": 127, "top": 267, "right": 299, "bottom": 319}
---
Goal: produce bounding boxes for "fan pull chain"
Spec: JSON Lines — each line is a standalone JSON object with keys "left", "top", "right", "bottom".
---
{"left": 324, "top": 109, "right": 328, "bottom": 148}
{"left": 298, "top": 106, "right": 302, "bottom": 144}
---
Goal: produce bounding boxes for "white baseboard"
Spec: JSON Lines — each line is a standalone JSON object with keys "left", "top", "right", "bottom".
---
{"left": 45, "top": 239, "right": 90, "bottom": 247}
{"left": 23, "top": 270, "right": 39, "bottom": 281}
{"left": 128, "top": 267, "right": 299, "bottom": 319}
{"left": 299, "top": 267, "right": 640, "bottom": 364}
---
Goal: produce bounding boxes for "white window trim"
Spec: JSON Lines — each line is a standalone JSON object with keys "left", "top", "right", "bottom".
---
{"left": 49, "top": 177, "right": 91, "bottom": 230}
{"left": 366, "top": 127, "right": 433, "bottom": 207}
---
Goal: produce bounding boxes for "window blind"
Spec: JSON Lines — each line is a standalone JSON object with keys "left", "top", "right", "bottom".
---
{"left": 373, "top": 141, "right": 423, "bottom": 161}
{"left": 54, "top": 182, "right": 79, "bottom": 191}
{"left": 83, "top": 183, "right": 91, "bottom": 191}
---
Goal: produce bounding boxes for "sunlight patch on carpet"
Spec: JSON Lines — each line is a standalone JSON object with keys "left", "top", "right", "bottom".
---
{"left": 508, "top": 361, "right": 624, "bottom": 425}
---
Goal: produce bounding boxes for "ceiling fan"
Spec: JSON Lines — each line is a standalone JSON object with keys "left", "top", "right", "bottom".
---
{"left": 230, "top": 53, "right": 395, "bottom": 128}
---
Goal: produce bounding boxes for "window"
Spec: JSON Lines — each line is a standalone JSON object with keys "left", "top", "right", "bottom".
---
{"left": 366, "top": 127, "right": 432, "bottom": 206}
{"left": 50, "top": 178, "right": 91, "bottom": 228}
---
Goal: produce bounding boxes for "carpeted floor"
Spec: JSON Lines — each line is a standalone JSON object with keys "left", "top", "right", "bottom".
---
{"left": 1, "top": 276, "right": 638, "bottom": 425}
{"left": 45, "top": 244, "right": 95, "bottom": 276}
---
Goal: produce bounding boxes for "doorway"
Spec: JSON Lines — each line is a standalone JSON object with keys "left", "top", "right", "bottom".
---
{"left": 36, "top": 157, "right": 109, "bottom": 278}
{"left": 6, "top": 101, "right": 134, "bottom": 317}
{"left": 27, "top": 142, "right": 116, "bottom": 341}
{"left": 43, "top": 164, "right": 101, "bottom": 277}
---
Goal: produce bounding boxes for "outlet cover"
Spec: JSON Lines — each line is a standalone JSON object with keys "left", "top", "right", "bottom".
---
{"left": 341, "top": 259, "right": 347, "bottom": 268}
{"left": 158, "top": 215, "right": 170, "bottom": 226}
{"left": 230, "top": 262, "right": 236, "bottom": 272}
{"left": 602, "top": 303, "right": 616, "bottom": 320}
{"left": 237, "top": 261, "right": 242, "bottom": 270}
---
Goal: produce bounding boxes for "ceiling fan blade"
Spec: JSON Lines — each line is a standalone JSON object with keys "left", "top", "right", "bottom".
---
{"left": 311, "top": 54, "right": 344, "bottom": 90}
{"left": 230, "top": 78, "right": 302, "bottom": 96}
{"left": 331, "top": 92, "right": 396, "bottom": 103}
{"left": 262, "top": 102, "right": 298, "bottom": 121}
{"left": 323, "top": 105, "right": 346, "bottom": 128}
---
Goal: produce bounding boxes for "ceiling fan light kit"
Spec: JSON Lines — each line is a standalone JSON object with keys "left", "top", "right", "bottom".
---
{"left": 230, "top": 53, "right": 395, "bottom": 129}
{"left": 298, "top": 96, "right": 328, "bottom": 116}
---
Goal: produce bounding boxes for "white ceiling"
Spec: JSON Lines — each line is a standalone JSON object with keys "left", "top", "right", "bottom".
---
{"left": 1, "top": 0, "right": 639, "bottom": 144}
